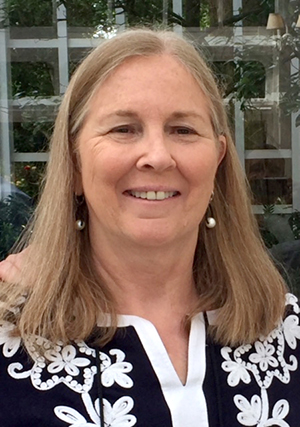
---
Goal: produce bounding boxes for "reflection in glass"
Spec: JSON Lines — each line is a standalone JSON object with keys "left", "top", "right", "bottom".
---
{"left": 246, "top": 158, "right": 292, "bottom": 205}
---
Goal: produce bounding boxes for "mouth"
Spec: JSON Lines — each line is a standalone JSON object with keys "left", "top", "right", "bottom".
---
{"left": 125, "top": 190, "right": 180, "bottom": 201}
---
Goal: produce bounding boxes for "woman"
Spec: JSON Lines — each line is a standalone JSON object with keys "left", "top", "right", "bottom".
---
{"left": 0, "top": 29, "right": 298, "bottom": 427}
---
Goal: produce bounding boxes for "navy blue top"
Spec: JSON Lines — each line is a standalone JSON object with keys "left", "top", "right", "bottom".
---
{"left": 0, "top": 293, "right": 299, "bottom": 427}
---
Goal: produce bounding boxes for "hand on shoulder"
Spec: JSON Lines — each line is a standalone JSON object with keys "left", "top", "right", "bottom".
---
{"left": 0, "top": 251, "right": 26, "bottom": 283}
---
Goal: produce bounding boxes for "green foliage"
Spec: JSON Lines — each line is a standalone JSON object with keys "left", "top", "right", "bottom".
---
{"left": 118, "top": 0, "right": 164, "bottom": 26}
{"left": 241, "top": 0, "right": 274, "bottom": 26}
{"left": 60, "top": 0, "right": 108, "bottom": 27}
{"left": 212, "top": 61, "right": 235, "bottom": 97}
{"left": 260, "top": 229, "right": 279, "bottom": 248}
{"left": 14, "top": 163, "right": 46, "bottom": 201}
{"left": 261, "top": 207, "right": 300, "bottom": 247}
{"left": 281, "top": 70, "right": 300, "bottom": 126}
{"left": 0, "top": 194, "right": 33, "bottom": 260}
{"left": 12, "top": 62, "right": 55, "bottom": 97}
{"left": 5, "top": 0, "right": 53, "bottom": 26}
{"left": 289, "top": 211, "right": 300, "bottom": 239}
{"left": 233, "top": 61, "right": 266, "bottom": 108}
{"left": 60, "top": 0, "right": 181, "bottom": 28}
{"left": 13, "top": 121, "right": 53, "bottom": 153}
{"left": 213, "top": 60, "right": 265, "bottom": 108}
{"left": 199, "top": 2, "right": 210, "bottom": 29}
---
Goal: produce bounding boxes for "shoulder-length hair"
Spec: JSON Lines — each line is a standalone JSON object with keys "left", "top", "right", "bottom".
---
{"left": 0, "top": 28, "right": 286, "bottom": 350}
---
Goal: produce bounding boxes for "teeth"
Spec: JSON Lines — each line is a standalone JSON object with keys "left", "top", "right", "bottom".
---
{"left": 129, "top": 190, "right": 177, "bottom": 200}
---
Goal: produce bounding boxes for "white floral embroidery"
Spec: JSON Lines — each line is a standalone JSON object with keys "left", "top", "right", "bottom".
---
{"left": 283, "top": 315, "right": 300, "bottom": 350}
{"left": 55, "top": 393, "right": 137, "bottom": 426}
{"left": 6, "top": 337, "right": 97, "bottom": 392}
{"left": 101, "top": 349, "right": 134, "bottom": 388}
{"left": 0, "top": 321, "right": 21, "bottom": 357}
{"left": 45, "top": 345, "right": 90, "bottom": 376}
{"left": 234, "top": 394, "right": 261, "bottom": 425}
{"left": 234, "top": 392, "right": 290, "bottom": 427}
{"left": 222, "top": 348, "right": 251, "bottom": 387}
{"left": 0, "top": 323, "right": 137, "bottom": 424}
{"left": 1, "top": 327, "right": 134, "bottom": 394}
{"left": 248, "top": 341, "right": 278, "bottom": 372}
{"left": 221, "top": 293, "right": 300, "bottom": 426}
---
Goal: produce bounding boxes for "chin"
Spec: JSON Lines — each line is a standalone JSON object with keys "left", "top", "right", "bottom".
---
{"left": 125, "top": 224, "right": 182, "bottom": 248}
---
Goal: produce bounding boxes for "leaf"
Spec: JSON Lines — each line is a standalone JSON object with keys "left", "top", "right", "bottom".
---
{"left": 272, "top": 399, "right": 289, "bottom": 420}
{"left": 54, "top": 406, "right": 87, "bottom": 423}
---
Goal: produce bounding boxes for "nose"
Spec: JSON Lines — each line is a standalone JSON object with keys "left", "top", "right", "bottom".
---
{"left": 135, "top": 131, "right": 176, "bottom": 172}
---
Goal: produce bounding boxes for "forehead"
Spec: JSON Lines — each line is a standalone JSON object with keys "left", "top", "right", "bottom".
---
{"left": 100, "top": 54, "right": 199, "bottom": 91}
{"left": 88, "top": 54, "right": 212, "bottom": 118}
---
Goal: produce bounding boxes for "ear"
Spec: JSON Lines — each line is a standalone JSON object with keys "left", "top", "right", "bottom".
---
{"left": 217, "top": 135, "right": 227, "bottom": 166}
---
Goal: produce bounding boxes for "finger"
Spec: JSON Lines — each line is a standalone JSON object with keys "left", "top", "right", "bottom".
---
{"left": 0, "top": 254, "right": 23, "bottom": 283}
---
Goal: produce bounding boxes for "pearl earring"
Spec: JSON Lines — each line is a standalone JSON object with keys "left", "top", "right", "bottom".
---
{"left": 75, "top": 219, "right": 86, "bottom": 231}
{"left": 206, "top": 217, "right": 216, "bottom": 228}
{"left": 205, "top": 191, "right": 216, "bottom": 229}
{"left": 74, "top": 194, "right": 86, "bottom": 231}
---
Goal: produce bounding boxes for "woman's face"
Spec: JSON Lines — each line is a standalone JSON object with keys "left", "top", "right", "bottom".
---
{"left": 76, "top": 54, "right": 226, "bottom": 248}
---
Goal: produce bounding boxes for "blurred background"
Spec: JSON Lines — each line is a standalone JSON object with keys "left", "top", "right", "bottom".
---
{"left": 0, "top": 0, "right": 299, "bottom": 293}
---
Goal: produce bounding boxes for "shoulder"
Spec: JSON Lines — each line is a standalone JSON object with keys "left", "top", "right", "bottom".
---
{"left": 218, "top": 293, "right": 300, "bottom": 383}
{"left": 204, "top": 293, "right": 300, "bottom": 427}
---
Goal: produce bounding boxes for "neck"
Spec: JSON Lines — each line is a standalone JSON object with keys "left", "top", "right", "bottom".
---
{"left": 91, "top": 233, "right": 199, "bottom": 321}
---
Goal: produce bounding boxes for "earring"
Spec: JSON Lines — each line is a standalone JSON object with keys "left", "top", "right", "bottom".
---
{"left": 205, "top": 191, "right": 216, "bottom": 229}
{"left": 75, "top": 219, "right": 86, "bottom": 231}
{"left": 74, "top": 194, "right": 86, "bottom": 231}
{"left": 206, "top": 216, "right": 216, "bottom": 229}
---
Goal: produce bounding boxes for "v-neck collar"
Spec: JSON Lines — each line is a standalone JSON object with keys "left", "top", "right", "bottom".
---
{"left": 116, "top": 313, "right": 209, "bottom": 427}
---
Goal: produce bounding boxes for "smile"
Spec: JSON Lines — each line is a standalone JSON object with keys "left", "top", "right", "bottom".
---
{"left": 127, "top": 190, "right": 179, "bottom": 201}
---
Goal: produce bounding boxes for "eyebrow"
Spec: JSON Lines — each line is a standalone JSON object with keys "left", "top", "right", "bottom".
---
{"left": 99, "top": 109, "right": 209, "bottom": 123}
{"left": 99, "top": 110, "right": 139, "bottom": 120}
{"left": 168, "top": 111, "right": 209, "bottom": 123}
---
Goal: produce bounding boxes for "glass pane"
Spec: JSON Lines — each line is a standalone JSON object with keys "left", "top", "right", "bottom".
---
{"left": 245, "top": 108, "right": 291, "bottom": 150}
{"left": 7, "top": 0, "right": 53, "bottom": 26}
{"left": 13, "top": 162, "right": 46, "bottom": 200}
{"left": 13, "top": 121, "right": 53, "bottom": 153}
{"left": 246, "top": 158, "right": 292, "bottom": 205}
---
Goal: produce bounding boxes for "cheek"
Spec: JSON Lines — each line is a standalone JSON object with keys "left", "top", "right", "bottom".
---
{"left": 186, "top": 152, "right": 219, "bottom": 189}
{"left": 80, "top": 149, "right": 121, "bottom": 188}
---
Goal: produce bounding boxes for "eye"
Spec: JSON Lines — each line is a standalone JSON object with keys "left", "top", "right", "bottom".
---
{"left": 174, "top": 127, "right": 197, "bottom": 135}
{"left": 167, "top": 125, "right": 201, "bottom": 143}
{"left": 110, "top": 125, "right": 135, "bottom": 134}
{"left": 107, "top": 124, "right": 141, "bottom": 142}
{"left": 170, "top": 126, "right": 198, "bottom": 136}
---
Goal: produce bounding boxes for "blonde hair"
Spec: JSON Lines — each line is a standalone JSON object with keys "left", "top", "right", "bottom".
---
{"left": 1, "top": 28, "right": 286, "bottom": 350}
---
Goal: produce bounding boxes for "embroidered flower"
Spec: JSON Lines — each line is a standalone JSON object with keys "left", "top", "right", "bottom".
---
{"left": 45, "top": 345, "right": 90, "bottom": 376}
{"left": 0, "top": 321, "right": 21, "bottom": 357}
{"left": 221, "top": 348, "right": 251, "bottom": 386}
{"left": 103, "top": 395, "right": 137, "bottom": 426}
{"left": 283, "top": 315, "right": 300, "bottom": 350}
{"left": 101, "top": 349, "right": 134, "bottom": 388}
{"left": 55, "top": 393, "right": 137, "bottom": 426}
{"left": 234, "top": 394, "right": 290, "bottom": 427}
{"left": 234, "top": 394, "right": 261, "bottom": 425}
{"left": 249, "top": 341, "right": 278, "bottom": 371}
